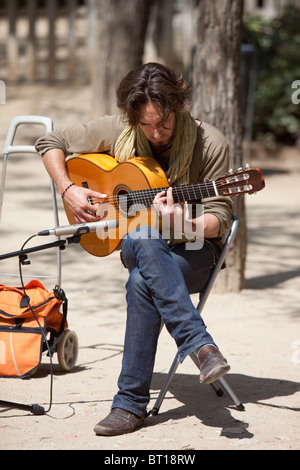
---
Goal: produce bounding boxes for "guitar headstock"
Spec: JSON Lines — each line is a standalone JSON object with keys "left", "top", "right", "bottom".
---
{"left": 216, "top": 165, "right": 265, "bottom": 197}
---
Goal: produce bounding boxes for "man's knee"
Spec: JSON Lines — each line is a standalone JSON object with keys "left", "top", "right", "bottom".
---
{"left": 126, "top": 268, "right": 148, "bottom": 298}
{"left": 127, "top": 225, "right": 160, "bottom": 242}
{"left": 121, "top": 225, "right": 161, "bottom": 268}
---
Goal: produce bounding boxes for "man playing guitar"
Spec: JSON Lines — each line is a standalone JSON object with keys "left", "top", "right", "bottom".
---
{"left": 36, "top": 62, "right": 246, "bottom": 436}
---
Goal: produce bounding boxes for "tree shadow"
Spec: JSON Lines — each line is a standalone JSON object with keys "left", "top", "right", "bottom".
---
{"left": 28, "top": 341, "right": 124, "bottom": 378}
{"left": 246, "top": 269, "right": 300, "bottom": 290}
{"left": 147, "top": 371, "right": 300, "bottom": 440}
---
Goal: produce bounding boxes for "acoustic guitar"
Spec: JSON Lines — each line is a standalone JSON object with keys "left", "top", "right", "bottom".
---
{"left": 64, "top": 153, "right": 265, "bottom": 257}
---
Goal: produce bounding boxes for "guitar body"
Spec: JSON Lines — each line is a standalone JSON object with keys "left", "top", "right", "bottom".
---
{"left": 64, "top": 154, "right": 169, "bottom": 257}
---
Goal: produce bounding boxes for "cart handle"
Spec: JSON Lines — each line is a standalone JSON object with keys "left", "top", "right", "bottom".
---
{"left": 3, "top": 115, "right": 53, "bottom": 155}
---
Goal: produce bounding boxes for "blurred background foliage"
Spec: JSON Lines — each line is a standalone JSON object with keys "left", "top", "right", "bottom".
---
{"left": 243, "top": 5, "right": 300, "bottom": 147}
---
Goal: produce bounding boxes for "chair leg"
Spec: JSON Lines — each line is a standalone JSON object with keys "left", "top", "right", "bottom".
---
{"left": 216, "top": 376, "right": 245, "bottom": 411}
{"left": 150, "top": 351, "right": 245, "bottom": 415}
{"left": 150, "top": 353, "right": 179, "bottom": 416}
{"left": 149, "top": 218, "right": 244, "bottom": 415}
{"left": 188, "top": 351, "right": 224, "bottom": 397}
{"left": 189, "top": 351, "right": 244, "bottom": 410}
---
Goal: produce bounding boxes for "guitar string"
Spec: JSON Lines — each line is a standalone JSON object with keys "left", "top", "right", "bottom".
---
{"left": 84, "top": 181, "right": 220, "bottom": 219}
{"left": 84, "top": 181, "right": 220, "bottom": 207}
{"left": 68, "top": 168, "right": 255, "bottom": 217}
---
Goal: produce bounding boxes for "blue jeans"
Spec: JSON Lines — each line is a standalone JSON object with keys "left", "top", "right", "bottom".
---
{"left": 112, "top": 226, "right": 220, "bottom": 417}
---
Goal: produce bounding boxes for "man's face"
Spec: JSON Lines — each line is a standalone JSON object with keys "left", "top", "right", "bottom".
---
{"left": 138, "top": 101, "right": 176, "bottom": 148}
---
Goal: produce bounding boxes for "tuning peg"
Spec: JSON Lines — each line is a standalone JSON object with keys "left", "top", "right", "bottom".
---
{"left": 245, "top": 163, "right": 250, "bottom": 169}
{"left": 237, "top": 167, "right": 243, "bottom": 171}
{"left": 227, "top": 168, "right": 234, "bottom": 174}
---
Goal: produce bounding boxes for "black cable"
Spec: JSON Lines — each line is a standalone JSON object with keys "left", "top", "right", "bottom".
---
{"left": 18, "top": 234, "right": 54, "bottom": 414}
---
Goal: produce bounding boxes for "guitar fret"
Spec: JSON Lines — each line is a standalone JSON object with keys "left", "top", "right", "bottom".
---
{"left": 203, "top": 183, "right": 210, "bottom": 199}
{"left": 191, "top": 185, "right": 198, "bottom": 200}
{"left": 196, "top": 184, "right": 204, "bottom": 200}
{"left": 177, "top": 186, "right": 185, "bottom": 202}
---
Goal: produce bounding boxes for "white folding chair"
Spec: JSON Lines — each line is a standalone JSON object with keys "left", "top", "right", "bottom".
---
{"left": 150, "top": 216, "right": 245, "bottom": 415}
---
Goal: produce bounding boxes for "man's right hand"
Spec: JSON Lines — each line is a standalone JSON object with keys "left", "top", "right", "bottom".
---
{"left": 42, "top": 148, "right": 107, "bottom": 223}
{"left": 62, "top": 183, "right": 107, "bottom": 223}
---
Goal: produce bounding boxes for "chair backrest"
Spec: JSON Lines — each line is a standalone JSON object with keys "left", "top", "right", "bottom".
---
{"left": 197, "top": 216, "right": 239, "bottom": 313}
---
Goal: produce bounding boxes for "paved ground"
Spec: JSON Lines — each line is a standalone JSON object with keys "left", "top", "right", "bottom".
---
{"left": 0, "top": 85, "right": 299, "bottom": 451}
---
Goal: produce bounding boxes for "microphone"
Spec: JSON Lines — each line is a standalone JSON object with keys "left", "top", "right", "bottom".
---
{"left": 37, "top": 219, "right": 119, "bottom": 237}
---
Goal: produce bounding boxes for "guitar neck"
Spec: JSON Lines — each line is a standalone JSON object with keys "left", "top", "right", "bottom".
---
{"left": 130, "top": 181, "right": 217, "bottom": 208}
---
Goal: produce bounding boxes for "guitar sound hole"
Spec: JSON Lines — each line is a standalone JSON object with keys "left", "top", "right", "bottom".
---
{"left": 117, "top": 189, "right": 136, "bottom": 218}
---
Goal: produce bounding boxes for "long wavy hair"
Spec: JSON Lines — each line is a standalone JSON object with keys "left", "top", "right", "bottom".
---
{"left": 116, "top": 62, "right": 192, "bottom": 126}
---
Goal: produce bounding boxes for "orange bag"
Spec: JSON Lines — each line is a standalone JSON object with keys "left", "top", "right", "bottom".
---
{"left": 0, "top": 280, "right": 67, "bottom": 378}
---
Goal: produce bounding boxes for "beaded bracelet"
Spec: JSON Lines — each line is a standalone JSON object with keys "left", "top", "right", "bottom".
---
{"left": 61, "top": 182, "right": 75, "bottom": 199}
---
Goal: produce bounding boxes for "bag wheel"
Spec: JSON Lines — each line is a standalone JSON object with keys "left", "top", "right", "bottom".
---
{"left": 57, "top": 329, "right": 78, "bottom": 371}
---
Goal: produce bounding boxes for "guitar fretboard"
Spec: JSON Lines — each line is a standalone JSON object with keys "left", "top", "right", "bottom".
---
{"left": 128, "top": 181, "right": 218, "bottom": 208}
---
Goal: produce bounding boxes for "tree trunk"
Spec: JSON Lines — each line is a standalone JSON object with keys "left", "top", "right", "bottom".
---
{"left": 192, "top": 0, "right": 246, "bottom": 292}
{"left": 90, "top": 0, "right": 153, "bottom": 117}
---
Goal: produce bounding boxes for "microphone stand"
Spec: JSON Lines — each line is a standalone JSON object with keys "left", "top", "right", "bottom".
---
{"left": 0, "top": 233, "right": 83, "bottom": 415}
{"left": 0, "top": 233, "right": 82, "bottom": 262}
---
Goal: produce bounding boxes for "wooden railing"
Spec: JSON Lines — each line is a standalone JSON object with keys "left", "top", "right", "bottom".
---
{"left": 0, "top": 0, "right": 97, "bottom": 84}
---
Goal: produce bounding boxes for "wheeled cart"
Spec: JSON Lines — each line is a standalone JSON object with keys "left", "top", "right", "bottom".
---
{"left": 0, "top": 115, "right": 79, "bottom": 376}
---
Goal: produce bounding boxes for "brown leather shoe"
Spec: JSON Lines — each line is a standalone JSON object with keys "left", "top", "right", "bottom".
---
{"left": 198, "top": 345, "right": 230, "bottom": 384}
{"left": 94, "top": 408, "right": 145, "bottom": 436}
